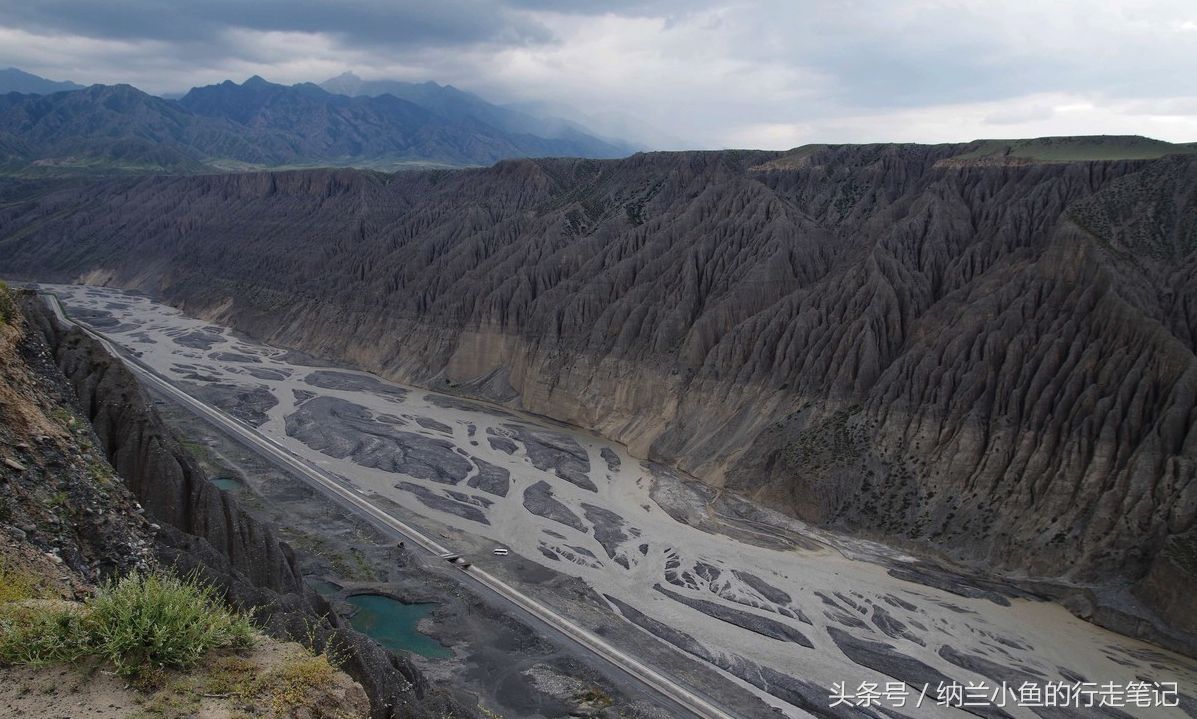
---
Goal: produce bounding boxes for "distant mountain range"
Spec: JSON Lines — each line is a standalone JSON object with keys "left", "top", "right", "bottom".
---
{"left": 319, "top": 72, "right": 634, "bottom": 155}
{"left": 0, "top": 69, "right": 635, "bottom": 175}
{"left": 0, "top": 67, "right": 84, "bottom": 95}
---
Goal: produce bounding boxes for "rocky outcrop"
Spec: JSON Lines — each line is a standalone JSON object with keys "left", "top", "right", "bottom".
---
{"left": 2, "top": 144, "right": 1195, "bottom": 626}
{"left": 27, "top": 298, "right": 305, "bottom": 595}
{"left": 1, "top": 291, "right": 156, "bottom": 592}
{"left": 18, "top": 296, "right": 471, "bottom": 719}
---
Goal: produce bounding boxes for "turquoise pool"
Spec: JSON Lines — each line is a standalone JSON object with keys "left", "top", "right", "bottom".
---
{"left": 345, "top": 594, "right": 451, "bottom": 659}
{"left": 209, "top": 476, "right": 242, "bottom": 492}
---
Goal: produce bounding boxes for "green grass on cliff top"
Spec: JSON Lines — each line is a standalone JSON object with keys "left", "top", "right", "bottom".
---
{"left": 756, "top": 135, "right": 1197, "bottom": 170}
{"left": 0, "top": 571, "right": 254, "bottom": 679}
{"left": 950, "top": 135, "right": 1197, "bottom": 162}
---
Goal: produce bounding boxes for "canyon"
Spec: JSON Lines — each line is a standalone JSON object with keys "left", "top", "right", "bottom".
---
{"left": 2, "top": 136, "right": 1197, "bottom": 713}
{"left": 3, "top": 140, "right": 1195, "bottom": 601}
{"left": 33, "top": 282, "right": 1197, "bottom": 718}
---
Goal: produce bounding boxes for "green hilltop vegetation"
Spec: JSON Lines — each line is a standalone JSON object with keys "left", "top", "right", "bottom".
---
{"left": 948, "top": 134, "right": 1197, "bottom": 162}
{"left": 751, "top": 135, "right": 1197, "bottom": 172}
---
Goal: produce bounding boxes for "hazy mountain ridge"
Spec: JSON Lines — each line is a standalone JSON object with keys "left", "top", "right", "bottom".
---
{"left": 320, "top": 71, "right": 638, "bottom": 156}
{"left": 0, "top": 74, "right": 631, "bottom": 175}
{"left": 0, "top": 67, "right": 84, "bottom": 95}
{"left": 2, "top": 140, "right": 1195, "bottom": 634}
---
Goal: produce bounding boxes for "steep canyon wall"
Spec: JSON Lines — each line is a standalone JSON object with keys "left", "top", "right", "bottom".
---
{"left": 3, "top": 145, "right": 1195, "bottom": 617}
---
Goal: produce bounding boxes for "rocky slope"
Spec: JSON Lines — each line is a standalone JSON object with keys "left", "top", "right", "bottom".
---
{"left": 1, "top": 139, "right": 1195, "bottom": 633}
{"left": 0, "top": 288, "right": 156, "bottom": 594}
{"left": 1, "top": 291, "right": 369, "bottom": 719}
{"left": 1, "top": 290, "right": 470, "bottom": 718}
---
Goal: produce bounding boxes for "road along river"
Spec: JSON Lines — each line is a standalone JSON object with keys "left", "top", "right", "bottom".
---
{"left": 45, "top": 283, "right": 1197, "bottom": 719}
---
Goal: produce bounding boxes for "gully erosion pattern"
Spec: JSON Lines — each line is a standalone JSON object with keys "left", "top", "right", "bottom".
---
{"left": 50, "top": 284, "right": 1197, "bottom": 719}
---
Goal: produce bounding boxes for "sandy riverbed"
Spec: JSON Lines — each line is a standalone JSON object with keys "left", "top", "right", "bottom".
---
{"left": 47, "top": 283, "right": 1197, "bottom": 719}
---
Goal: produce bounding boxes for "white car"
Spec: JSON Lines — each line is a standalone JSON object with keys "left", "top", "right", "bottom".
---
{"left": 492, "top": 547, "right": 509, "bottom": 556}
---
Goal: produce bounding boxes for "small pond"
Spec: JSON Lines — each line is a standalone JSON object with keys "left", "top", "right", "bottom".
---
{"left": 209, "top": 476, "right": 242, "bottom": 492}
{"left": 346, "top": 594, "right": 451, "bottom": 659}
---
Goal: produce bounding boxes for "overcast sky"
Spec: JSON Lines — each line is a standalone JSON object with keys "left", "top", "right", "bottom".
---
{"left": 2, "top": 0, "right": 1196, "bottom": 149}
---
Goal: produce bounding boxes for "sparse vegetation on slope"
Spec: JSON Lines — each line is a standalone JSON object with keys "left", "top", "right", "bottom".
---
{"left": 0, "top": 571, "right": 253, "bottom": 679}
{"left": 0, "top": 562, "right": 363, "bottom": 717}
{"left": 123, "top": 641, "right": 362, "bottom": 719}
{"left": 0, "top": 559, "right": 41, "bottom": 604}
{"left": 942, "top": 134, "right": 1197, "bottom": 164}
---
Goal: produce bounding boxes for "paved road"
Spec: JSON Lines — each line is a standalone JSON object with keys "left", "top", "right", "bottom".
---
{"left": 41, "top": 292, "right": 743, "bottom": 719}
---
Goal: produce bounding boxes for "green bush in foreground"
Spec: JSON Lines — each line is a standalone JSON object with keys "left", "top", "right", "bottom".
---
{"left": 0, "top": 571, "right": 254, "bottom": 679}
{"left": 0, "top": 604, "right": 88, "bottom": 666}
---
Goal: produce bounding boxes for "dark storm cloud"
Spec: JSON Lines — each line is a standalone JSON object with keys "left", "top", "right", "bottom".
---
{"left": 0, "top": 0, "right": 552, "bottom": 49}
{"left": 0, "top": 0, "right": 1194, "bottom": 147}
{"left": 504, "top": 0, "right": 695, "bottom": 14}
{"left": 670, "top": 2, "right": 1197, "bottom": 111}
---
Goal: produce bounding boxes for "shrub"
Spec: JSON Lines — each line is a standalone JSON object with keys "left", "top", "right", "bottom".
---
{"left": 264, "top": 653, "right": 341, "bottom": 715}
{"left": 0, "top": 570, "right": 254, "bottom": 679}
{"left": 85, "top": 572, "right": 255, "bottom": 678}
{"left": 0, "top": 603, "right": 88, "bottom": 666}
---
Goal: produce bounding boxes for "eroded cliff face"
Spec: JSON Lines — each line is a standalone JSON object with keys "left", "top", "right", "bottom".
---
{"left": 15, "top": 296, "right": 469, "bottom": 719}
{"left": 2, "top": 146, "right": 1194, "bottom": 613}
{"left": 0, "top": 291, "right": 156, "bottom": 593}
